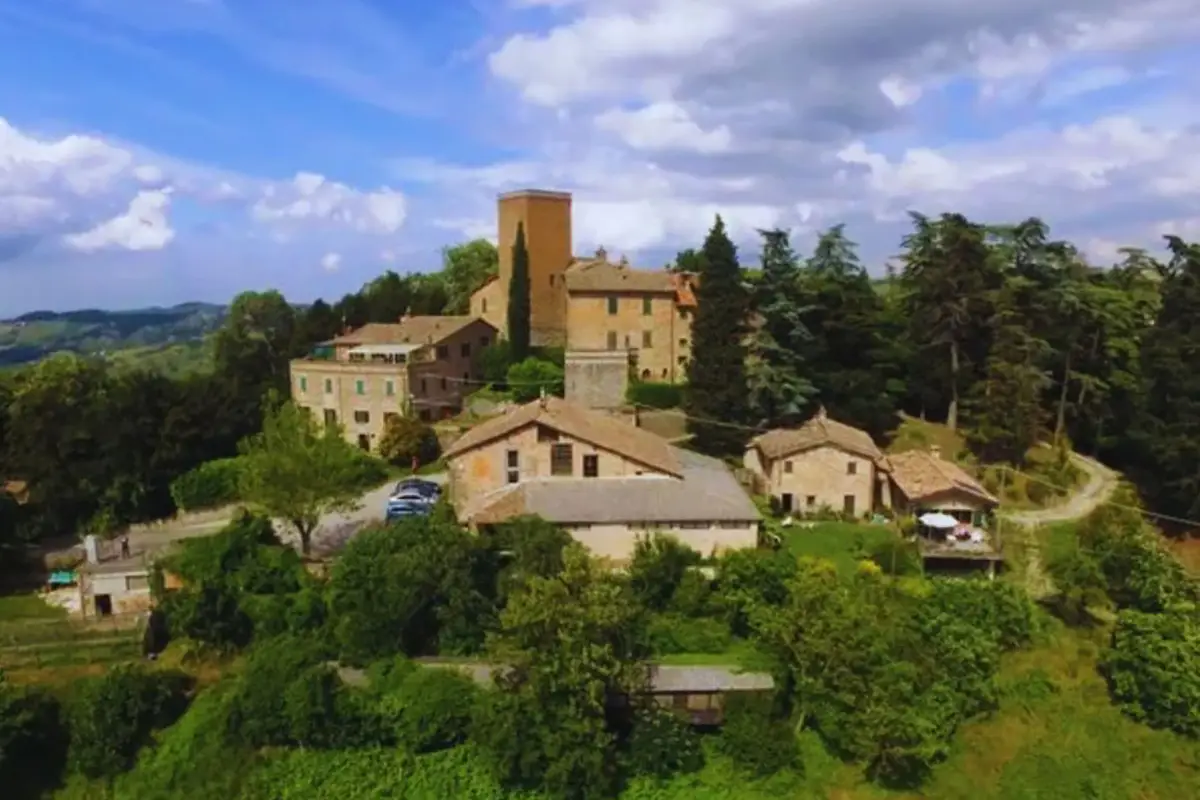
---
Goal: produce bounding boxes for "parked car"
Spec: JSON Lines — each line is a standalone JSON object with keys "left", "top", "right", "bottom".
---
{"left": 391, "top": 478, "right": 440, "bottom": 503}
{"left": 385, "top": 500, "right": 431, "bottom": 522}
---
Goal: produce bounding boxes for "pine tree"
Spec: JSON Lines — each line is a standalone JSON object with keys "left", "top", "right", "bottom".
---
{"left": 507, "top": 222, "right": 531, "bottom": 362}
{"left": 685, "top": 216, "right": 750, "bottom": 455}
{"left": 747, "top": 229, "right": 814, "bottom": 427}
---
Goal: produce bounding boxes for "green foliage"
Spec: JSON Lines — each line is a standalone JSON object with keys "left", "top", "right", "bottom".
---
{"left": 920, "top": 580, "right": 1037, "bottom": 652}
{"left": 441, "top": 239, "right": 499, "bottom": 315}
{"left": 376, "top": 415, "right": 441, "bottom": 467}
{"left": 0, "top": 675, "right": 67, "bottom": 795}
{"left": 719, "top": 692, "right": 799, "bottom": 777}
{"left": 68, "top": 666, "right": 191, "bottom": 780}
{"left": 381, "top": 668, "right": 478, "bottom": 754}
{"left": 867, "top": 537, "right": 923, "bottom": 576}
{"left": 168, "top": 457, "right": 243, "bottom": 511}
{"left": 628, "top": 534, "right": 702, "bottom": 612}
{"left": 476, "top": 340, "right": 514, "bottom": 385}
{"left": 329, "top": 515, "right": 491, "bottom": 662}
{"left": 621, "top": 705, "right": 705, "bottom": 781}
{"left": 507, "top": 222, "right": 532, "bottom": 361}
{"left": 238, "top": 399, "right": 377, "bottom": 554}
{"left": 645, "top": 613, "right": 732, "bottom": 655}
{"left": 684, "top": 216, "right": 751, "bottom": 455}
{"left": 713, "top": 547, "right": 796, "bottom": 637}
{"left": 1102, "top": 608, "right": 1200, "bottom": 737}
{"left": 487, "top": 515, "right": 574, "bottom": 603}
{"left": 506, "top": 357, "right": 564, "bottom": 403}
{"left": 627, "top": 381, "right": 683, "bottom": 410}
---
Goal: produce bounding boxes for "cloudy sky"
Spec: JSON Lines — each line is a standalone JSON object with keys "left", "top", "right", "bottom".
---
{"left": 2, "top": 0, "right": 1199, "bottom": 316}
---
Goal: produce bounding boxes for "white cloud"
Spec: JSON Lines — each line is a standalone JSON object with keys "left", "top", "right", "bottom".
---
{"left": 320, "top": 251, "right": 342, "bottom": 272}
{"left": 252, "top": 172, "right": 407, "bottom": 234}
{"left": 594, "top": 102, "right": 732, "bottom": 154}
{"left": 63, "top": 189, "right": 175, "bottom": 253}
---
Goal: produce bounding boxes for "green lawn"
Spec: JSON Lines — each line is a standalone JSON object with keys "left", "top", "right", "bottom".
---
{"left": 0, "top": 592, "right": 66, "bottom": 621}
{"left": 780, "top": 521, "right": 898, "bottom": 574}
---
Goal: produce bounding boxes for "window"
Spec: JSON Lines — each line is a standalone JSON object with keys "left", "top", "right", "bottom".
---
{"left": 125, "top": 574, "right": 149, "bottom": 591}
{"left": 550, "top": 444, "right": 574, "bottom": 476}
{"left": 781, "top": 493, "right": 794, "bottom": 512}
{"left": 583, "top": 454, "right": 599, "bottom": 477}
{"left": 677, "top": 355, "right": 687, "bottom": 365}
{"left": 624, "top": 334, "right": 631, "bottom": 348}
{"left": 323, "top": 409, "right": 337, "bottom": 426}
{"left": 806, "top": 495, "right": 816, "bottom": 508}
{"left": 537, "top": 425, "right": 559, "bottom": 443}
{"left": 481, "top": 298, "right": 487, "bottom": 313}
{"left": 461, "top": 342, "right": 471, "bottom": 358}
{"left": 549, "top": 274, "right": 555, "bottom": 286}
{"left": 679, "top": 338, "right": 688, "bottom": 348}
{"left": 481, "top": 336, "right": 490, "bottom": 347}
{"left": 607, "top": 296, "right": 618, "bottom": 314}
{"left": 606, "top": 331, "right": 618, "bottom": 350}
{"left": 324, "top": 378, "right": 333, "bottom": 394}
{"left": 420, "top": 378, "right": 427, "bottom": 394}
{"left": 661, "top": 368, "right": 668, "bottom": 379}
{"left": 677, "top": 522, "right": 709, "bottom": 529}
{"left": 384, "top": 412, "right": 398, "bottom": 426}
{"left": 354, "top": 410, "right": 370, "bottom": 424}
{"left": 357, "top": 434, "right": 371, "bottom": 451}
{"left": 355, "top": 379, "right": 365, "bottom": 395}
{"left": 784, "top": 460, "right": 793, "bottom": 474}
{"left": 843, "top": 495, "right": 856, "bottom": 517}
{"left": 507, "top": 450, "right": 519, "bottom": 468}
{"left": 642, "top": 296, "right": 652, "bottom": 315}
{"left": 847, "top": 461, "right": 858, "bottom": 475}
{"left": 642, "top": 330, "right": 653, "bottom": 348}
{"left": 385, "top": 380, "right": 395, "bottom": 396}
{"left": 299, "top": 375, "right": 308, "bottom": 392}
{"left": 419, "top": 409, "right": 432, "bottom": 421}
{"left": 436, "top": 345, "right": 449, "bottom": 359}
{"left": 440, "top": 377, "right": 447, "bottom": 390}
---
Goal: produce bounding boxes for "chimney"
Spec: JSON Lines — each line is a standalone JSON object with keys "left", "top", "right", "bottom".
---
{"left": 815, "top": 405, "right": 827, "bottom": 420}
{"left": 930, "top": 445, "right": 941, "bottom": 460}
{"left": 618, "top": 254, "right": 629, "bottom": 269}
{"left": 595, "top": 246, "right": 608, "bottom": 262}
{"left": 83, "top": 534, "right": 99, "bottom": 565}
{"left": 539, "top": 386, "right": 548, "bottom": 408}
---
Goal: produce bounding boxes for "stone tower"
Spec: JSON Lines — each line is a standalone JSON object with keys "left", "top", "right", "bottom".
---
{"left": 496, "top": 189, "right": 572, "bottom": 346}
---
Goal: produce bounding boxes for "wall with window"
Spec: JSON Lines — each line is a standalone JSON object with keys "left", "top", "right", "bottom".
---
{"left": 563, "top": 520, "right": 758, "bottom": 564}
{"left": 407, "top": 318, "right": 497, "bottom": 419}
{"left": 564, "top": 290, "right": 691, "bottom": 383}
{"left": 447, "top": 421, "right": 671, "bottom": 509}
{"left": 755, "top": 444, "right": 879, "bottom": 518}
{"left": 287, "top": 359, "right": 410, "bottom": 450}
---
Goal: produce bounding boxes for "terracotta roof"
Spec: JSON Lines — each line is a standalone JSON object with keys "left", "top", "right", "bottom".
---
{"left": 750, "top": 408, "right": 884, "bottom": 464}
{"left": 564, "top": 258, "right": 677, "bottom": 294}
{"left": 330, "top": 316, "right": 490, "bottom": 347}
{"left": 673, "top": 273, "right": 697, "bottom": 307}
{"left": 444, "top": 396, "right": 682, "bottom": 477}
{"left": 462, "top": 447, "right": 759, "bottom": 525}
{"left": 887, "top": 450, "right": 998, "bottom": 505}
{"left": 2, "top": 480, "right": 28, "bottom": 504}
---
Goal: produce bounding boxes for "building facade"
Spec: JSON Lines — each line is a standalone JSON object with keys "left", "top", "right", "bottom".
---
{"left": 470, "top": 190, "right": 696, "bottom": 383}
{"left": 289, "top": 316, "right": 498, "bottom": 449}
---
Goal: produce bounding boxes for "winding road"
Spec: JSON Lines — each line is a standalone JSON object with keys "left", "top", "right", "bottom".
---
{"left": 1000, "top": 452, "right": 1120, "bottom": 599}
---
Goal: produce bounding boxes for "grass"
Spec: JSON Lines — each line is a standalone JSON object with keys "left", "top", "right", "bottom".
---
{"left": 779, "top": 521, "right": 897, "bottom": 574}
{"left": 0, "top": 592, "right": 68, "bottom": 621}
{"left": 886, "top": 413, "right": 971, "bottom": 462}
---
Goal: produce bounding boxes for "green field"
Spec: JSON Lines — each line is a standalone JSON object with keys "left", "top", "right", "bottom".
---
{"left": 779, "top": 521, "right": 897, "bottom": 573}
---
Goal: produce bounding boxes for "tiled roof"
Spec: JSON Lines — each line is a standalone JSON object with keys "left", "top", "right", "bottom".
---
{"left": 750, "top": 408, "right": 884, "bottom": 464}
{"left": 887, "top": 450, "right": 998, "bottom": 505}
{"left": 329, "top": 316, "right": 490, "bottom": 347}
{"left": 672, "top": 273, "right": 698, "bottom": 307}
{"left": 444, "top": 396, "right": 683, "bottom": 477}
{"left": 462, "top": 447, "right": 759, "bottom": 525}
{"left": 564, "top": 258, "right": 677, "bottom": 293}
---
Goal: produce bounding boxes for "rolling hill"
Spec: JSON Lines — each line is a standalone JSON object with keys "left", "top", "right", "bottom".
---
{"left": 0, "top": 302, "right": 225, "bottom": 375}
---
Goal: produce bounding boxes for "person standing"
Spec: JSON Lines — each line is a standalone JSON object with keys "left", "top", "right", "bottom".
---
{"left": 120, "top": 533, "right": 131, "bottom": 559}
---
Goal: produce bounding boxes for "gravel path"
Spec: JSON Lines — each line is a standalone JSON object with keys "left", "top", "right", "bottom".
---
{"left": 1000, "top": 452, "right": 1119, "bottom": 599}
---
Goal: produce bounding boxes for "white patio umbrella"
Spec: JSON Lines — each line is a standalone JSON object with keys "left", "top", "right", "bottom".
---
{"left": 918, "top": 512, "right": 959, "bottom": 529}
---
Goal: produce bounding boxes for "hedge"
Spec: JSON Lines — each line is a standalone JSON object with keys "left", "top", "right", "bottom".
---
{"left": 169, "top": 458, "right": 244, "bottom": 512}
{"left": 628, "top": 381, "right": 683, "bottom": 409}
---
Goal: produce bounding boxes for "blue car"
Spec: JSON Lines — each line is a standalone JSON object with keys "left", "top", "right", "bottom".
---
{"left": 385, "top": 500, "right": 430, "bottom": 521}
{"left": 384, "top": 478, "right": 440, "bottom": 521}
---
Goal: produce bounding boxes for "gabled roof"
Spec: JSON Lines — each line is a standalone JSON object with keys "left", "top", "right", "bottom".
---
{"left": 564, "top": 257, "right": 677, "bottom": 294}
{"left": 329, "top": 316, "right": 492, "bottom": 347}
{"left": 750, "top": 408, "right": 884, "bottom": 464}
{"left": 444, "top": 395, "right": 682, "bottom": 477}
{"left": 887, "top": 450, "right": 998, "bottom": 505}
{"left": 462, "top": 447, "right": 759, "bottom": 525}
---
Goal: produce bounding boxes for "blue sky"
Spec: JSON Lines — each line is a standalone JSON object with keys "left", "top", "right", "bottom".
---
{"left": 2, "top": 0, "right": 1199, "bottom": 316}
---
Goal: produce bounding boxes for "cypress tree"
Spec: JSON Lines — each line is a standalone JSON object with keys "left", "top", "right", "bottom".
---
{"left": 507, "top": 222, "right": 531, "bottom": 361}
{"left": 685, "top": 216, "right": 751, "bottom": 455}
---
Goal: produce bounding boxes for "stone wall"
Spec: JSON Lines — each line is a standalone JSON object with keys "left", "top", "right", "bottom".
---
{"left": 564, "top": 350, "right": 629, "bottom": 411}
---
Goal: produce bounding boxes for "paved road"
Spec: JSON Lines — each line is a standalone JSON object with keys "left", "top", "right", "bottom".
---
{"left": 119, "top": 473, "right": 447, "bottom": 558}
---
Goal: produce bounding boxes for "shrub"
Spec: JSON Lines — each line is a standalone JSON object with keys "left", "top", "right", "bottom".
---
{"left": 714, "top": 547, "right": 796, "bottom": 637}
{"left": 627, "top": 381, "right": 683, "bottom": 409}
{"left": 377, "top": 416, "right": 441, "bottom": 468}
{"left": 506, "top": 357, "right": 564, "bottom": 403}
{"left": 629, "top": 534, "right": 701, "bottom": 612}
{"left": 382, "top": 668, "right": 478, "bottom": 754}
{"left": 476, "top": 340, "right": 514, "bottom": 385}
{"left": 646, "top": 613, "right": 732, "bottom": 655}
{"left": 284, "top": 665, "right": 387, "bottom": 749}
{"left": 68, "top": 666, "right": 191, "bottom": 779}
{"left": 169, "top": 458, "right": 243, "bottom": 511}
{"left": 621, "top": 705, "right": 704, "bottom": 780}
{"left": 719, "top": 692, "right": 799, "bottom": 777}
{"left": 0, "top": 677, "right": 68, "bottom": 795}
{"left": 868, "top": 538, "right": 923, "bottom": 576}
{"left": 225, "top": 635, "right": 326, "bottom": 748}
{"left": 1102, "top": 608, "right": 1200, "bottom": 737}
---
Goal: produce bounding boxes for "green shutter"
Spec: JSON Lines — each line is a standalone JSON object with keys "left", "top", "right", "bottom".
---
{"left": 386, "top": 380, "right": 395, "bottom": 396}
{"left": 324, "top": 378, "right": 333, "bottom": 393}
{"left": 299, "top": 376, "right": 307, "bottom": 392}
{"left": 356, "top": 380, "right": 365, "bottom": 395}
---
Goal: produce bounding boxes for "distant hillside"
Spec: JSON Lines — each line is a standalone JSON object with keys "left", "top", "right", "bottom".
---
{"left": 0, "top": 302, "right": 226, "bottom": 371}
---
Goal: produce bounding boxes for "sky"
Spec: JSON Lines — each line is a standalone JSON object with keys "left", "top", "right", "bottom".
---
{"left": 1, "top": 0, "right": 1199, "bottom": 316}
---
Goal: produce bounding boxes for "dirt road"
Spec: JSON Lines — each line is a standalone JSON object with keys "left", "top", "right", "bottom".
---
{"left": 1001, "top": 453, "right": 1119, "bottom": 599}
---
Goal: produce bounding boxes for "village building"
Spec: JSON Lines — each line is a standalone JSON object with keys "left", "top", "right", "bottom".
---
{"left": 288, "top": 315, "right": 499, "bottom": 448}
{"left": 444, "top": 395, "right": 760, "bottom": 563}
{"left": 743, "top": 408, "right": 891, "bottom": 518}
{"left": 469, "top": 190, "right": 696, "bottom": 383}
{"left": 886, "top": 446, "right": 999, "bottom": 523}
